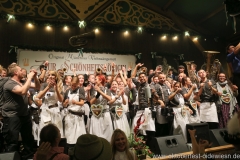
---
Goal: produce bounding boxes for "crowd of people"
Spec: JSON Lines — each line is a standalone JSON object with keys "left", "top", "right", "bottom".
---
{"left": 0, "top": 43, "right": 240, "bottom": 159}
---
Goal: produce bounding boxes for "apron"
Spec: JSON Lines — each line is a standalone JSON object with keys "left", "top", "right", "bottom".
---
{"left": 64, "top": 89, "right": 86, "bottom": 144}
{"left": 89, "top": 89, "right": 113, "bottom": 142}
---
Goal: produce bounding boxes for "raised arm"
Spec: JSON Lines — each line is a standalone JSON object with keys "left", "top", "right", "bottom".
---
{"left": 12, "top": 71, "right": 36, "bottom": 95}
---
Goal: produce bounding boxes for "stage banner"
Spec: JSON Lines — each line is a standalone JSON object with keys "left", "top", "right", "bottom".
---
{"left": 17, "top": 50, "right": 136, "bottom": 75}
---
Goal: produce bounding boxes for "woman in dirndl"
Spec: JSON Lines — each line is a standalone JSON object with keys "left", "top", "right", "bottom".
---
{"left": 169, "top": 82, "right": 193, "bottom": 142}
{"left": 89, "top": 74, "right": 113, "bottom": 142}
{"left": 216, "top": 73, "right": 239, "bottom": 128}
{"left": 78, "top": 74, "right": 91, "bottom": 132}
{"left": 35, "top": 70, "right": 64, "bottom": 145}
{"left": 181, "top": 77, "right": 200, "bottom": 123}
{"left": 108, "top": 80, "right": 130, "bottom": 138}
{"left": 62, "top": 76, "right": 86, "bottom": 146}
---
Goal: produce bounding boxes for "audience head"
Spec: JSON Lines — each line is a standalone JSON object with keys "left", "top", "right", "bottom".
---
{"left": 71, "top": 76, "right": 79, "bottom": 91}
{"left": 74, "top": 134, "right": 112, "bottom": 160}
{"left": 40, "top": 65, "right": 45, "bottom": 72}
{"left": 1, "top": 68, "right": 7, "bottom": 77}
{"left": 138, "top": 73, "right": 147, "bottom": 83}
{"left": 178, "top": 65, "right": 185, "bottom": 73}
{"left": 110, "top": 129, "right": 134, "bottom": 160}
{"left": 226, "top": 44, "right": 235, "bottom": 54}
{"left": 39, "top": 123, "right": 61, "bottom": 147}
{"left": 224, "top": 111, "right": 240, "bottom": 147}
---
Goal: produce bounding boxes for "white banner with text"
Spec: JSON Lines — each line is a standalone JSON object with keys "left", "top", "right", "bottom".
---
{"left": 17, "top": 50, "right": 136, "bottom": 75}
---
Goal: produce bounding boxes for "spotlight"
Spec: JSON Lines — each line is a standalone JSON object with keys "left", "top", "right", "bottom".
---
{"left": 173, "top": 36, "right": 178, "bottom": 40}
{"left": 193, "top": 37, "right": 198, "bottom": 41}
{"left": 151, "top": 33, "right": 153, "bottom": 36}
{"left": 46, "top": 25, "right": 51, "bottom": 30}
{"left": 63, "top": 26, "right": 68, "bottom": 31}
{"left": 111, "top": 31, "right": 113, "bottom": 33}
{"left": 28, "top": 23, "right": 33, "bottom": 28}
{"left": 161, "top": 35, "right": 167, "bottom": 40}
{"left": 124, "top": 30, "right": 129, "bottom": 35}
{"left": 95, "top": 28, "right": 99, "bottom": 33}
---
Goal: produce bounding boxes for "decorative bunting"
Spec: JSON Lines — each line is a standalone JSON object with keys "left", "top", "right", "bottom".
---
{"left": 151, "top": 52, "right": 156, "bottom": 58}
{"left": 77, "top": 48, "right": 84, "bottom": 57}
{"left": 135, "top": 53, "right": 142, "bottom": 59}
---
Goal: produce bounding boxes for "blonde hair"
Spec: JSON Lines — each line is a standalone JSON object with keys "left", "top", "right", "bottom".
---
{"left": 110, "top": 129, "right": 134, "bottom": 160}
{"left": 7, "top": 63, "right": 18, "bottom": 77}
{"left": 48, "top": 70, "right": 63, "bottom": 94}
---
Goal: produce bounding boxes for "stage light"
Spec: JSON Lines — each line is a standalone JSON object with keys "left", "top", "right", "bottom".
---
{"left": 124, "top": 30, "right": 129, "bottom": 36}
{"left": 63, "top": 26, "right": 68, "bottom": 31}
{"left": 173, "top": 36, "right": 178, "bottom": 40}
{"left": 28, "top": 23, "right": 33, "bottom": 28}
{"left": 193, "top": 37, "right": 198, "bottom": 41}
{"left": 95, "top": 28, "right": 99, "bottom": 33}
{"left": 161, "top": 35, "right": 167, "bottom": 40}
{"left": 46, "top": 25, "right": 51, "bottom": 30}
{"left": 185, "top": 31, "right": 189, "bottom": 36}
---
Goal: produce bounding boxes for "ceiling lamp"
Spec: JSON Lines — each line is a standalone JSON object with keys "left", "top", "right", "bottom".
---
{"left": 185, "top": 31, "right": 190, "bottom": 36}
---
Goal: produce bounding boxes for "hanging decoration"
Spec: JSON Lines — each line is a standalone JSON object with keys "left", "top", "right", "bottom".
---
{"left": 151, "top": 52, "right": 156, "bottom": 58}
{"left": 78, "top": 20, "right": 86, "bottom": 28}
{"left": 77, "top": 48, "right": 84, "bottom": 57}
{"left": 135, "top": 53, "right": 142, "bottom": 59}
{"left": 8, "top": 46, "right": 18, "bottom": 54}
{"left": 179, "top": 54, "right": 184, "bottom": 60}
{"left": 7, "top": 14, "right": 15, "bottom": 22}
{"left": 224, "top": 0, "right": 240, "bottom": 33}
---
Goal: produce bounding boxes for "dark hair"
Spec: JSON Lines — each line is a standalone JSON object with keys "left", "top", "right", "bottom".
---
{"left": 40, "top": 65, "right": 45, "bottom": 70}
{"left": 226, "top": 44, "right": 233, "bottom": 53}
{"left": 40, "top": 123, "right": 59, "bottom": 146}
{"left": 138, "top": 72, "right": 146, "bottom": 77}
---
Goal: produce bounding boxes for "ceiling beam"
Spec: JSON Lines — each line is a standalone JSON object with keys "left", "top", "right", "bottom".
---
{"left": 197, "top": 6, "right": 224, "bottom": 25}
{"left": 85, "top": 0, "right": 115, "bottom": 22}
{"left": 163, "top": 0, "right": 175, "bottom": 11}
{"left": 130, "top": 0, "right": 212, "bottom": 35}
{"left": 54, "top": 0, "right": 79, "bottom": 20}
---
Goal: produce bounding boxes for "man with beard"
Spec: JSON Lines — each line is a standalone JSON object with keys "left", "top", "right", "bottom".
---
{"left": 2, "top": 63, "right": 40, "bottom": 159}
{"left": 131, "top": 63, "right": 155, "bottom": 146}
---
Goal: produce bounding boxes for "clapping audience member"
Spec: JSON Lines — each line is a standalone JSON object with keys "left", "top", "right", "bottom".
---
{"left": 33, "top": 123, "right": 69, "bottom": 160}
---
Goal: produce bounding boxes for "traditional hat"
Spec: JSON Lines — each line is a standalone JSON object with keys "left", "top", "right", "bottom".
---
{"left": 74, "top": 134, "right": 112, "bottom": 160}
{"left": 178, "top": 65, "right": 185, "bottom": 69}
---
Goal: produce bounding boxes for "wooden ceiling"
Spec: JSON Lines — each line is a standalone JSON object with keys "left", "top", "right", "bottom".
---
{"left": 0, "top": 0, "right": 239, "bottom": 41}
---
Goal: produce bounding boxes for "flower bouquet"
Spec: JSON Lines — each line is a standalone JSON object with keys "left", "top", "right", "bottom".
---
{"left": 128, "top": 133, "right": 154, "bottom": 159}
{"left": 128, "top": 113, "right": 154, "bottom": 159}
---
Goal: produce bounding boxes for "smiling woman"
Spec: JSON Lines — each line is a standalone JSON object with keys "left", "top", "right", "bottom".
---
{"left": 110, "top": 129, "right": 136, "bottom": 160}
